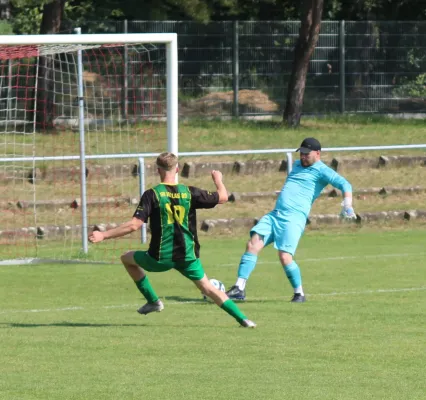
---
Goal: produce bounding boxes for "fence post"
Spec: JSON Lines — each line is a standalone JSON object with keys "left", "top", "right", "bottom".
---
{"left": 286, "top": 152, "right": 293, "bottom": 174}
{"left": 339, "top": 20, "right": 346, "bottom": 114}
{"left": 138, "top": 157, "right": 147, "bottom": 244}
{"left": 232, "top": 20, "right": 239, "bottom": 118}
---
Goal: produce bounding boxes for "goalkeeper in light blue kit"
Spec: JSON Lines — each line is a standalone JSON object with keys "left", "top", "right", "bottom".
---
{"left": 226, "top": 137, "right": 357, "bottom": 302}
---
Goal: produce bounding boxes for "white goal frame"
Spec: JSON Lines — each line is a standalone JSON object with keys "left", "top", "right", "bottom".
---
{"left": 0, "top": 32, "right": 178, "bottom": 153}
{"left": 0, "top": 33, "right": 178, "bottom": 264}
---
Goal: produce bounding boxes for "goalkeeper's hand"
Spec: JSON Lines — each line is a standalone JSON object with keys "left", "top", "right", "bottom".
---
{"left": 340, "top": 198, "right": 357, "bottom": 220}
{"left": 340, "top": 206, "right": 357, "bottom": 220}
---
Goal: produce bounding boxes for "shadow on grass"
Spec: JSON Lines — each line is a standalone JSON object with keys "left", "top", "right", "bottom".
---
{"left": 163, "top": 296, "right": 209, "bottom": 304}
{"left": 0, "top": 322, "right": 144, "bottom": 328}
{"left": 0, "top": 320, "right": 250, "bottom": 329}
{"left": 163, "top": 295, "right": 282, "bottom": 304}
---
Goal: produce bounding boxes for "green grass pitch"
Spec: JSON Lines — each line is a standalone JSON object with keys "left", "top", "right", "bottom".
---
{"left": 1, "top": 229, "right": 425, "bottom": 400}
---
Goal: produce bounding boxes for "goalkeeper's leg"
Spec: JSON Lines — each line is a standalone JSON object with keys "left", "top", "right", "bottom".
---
{"left": 276, "top": 222, "right": 305, "bottom": 302}
{"left": 227, "top": 213, "right": 275, "bottom": 300}
{"left": 238, "top": 233, "right": 265, "bottom": 284}
{"left": 279, "top": 252, "right": 305, "bottom": 302}
{"left": 226, "top": 234, "right": 268, "bottom": 300}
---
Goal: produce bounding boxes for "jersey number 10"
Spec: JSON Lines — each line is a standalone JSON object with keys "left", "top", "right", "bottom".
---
{"left": 165, "top": 203, "right": 185, "bottom": 225}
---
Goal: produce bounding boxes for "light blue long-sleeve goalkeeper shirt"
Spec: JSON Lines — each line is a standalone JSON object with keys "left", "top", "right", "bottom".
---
{"left": 274, "top": 160, "right": 352, "bottom": 220}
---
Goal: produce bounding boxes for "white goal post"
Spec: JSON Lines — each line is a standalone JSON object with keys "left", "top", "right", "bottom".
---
{"left": 0, "top": 32, "right": 178, "bottom": 265}
{"left": 0, "top": 32, "right": 178, "bottom": 153}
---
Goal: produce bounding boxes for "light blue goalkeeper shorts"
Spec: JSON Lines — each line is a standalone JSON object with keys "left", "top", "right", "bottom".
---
{"left": 250, "top": 210, "right": 306, "bottom": 255}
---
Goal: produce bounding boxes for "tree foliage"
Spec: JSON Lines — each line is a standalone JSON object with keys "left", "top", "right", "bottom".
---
{"left": 7, "top": 0, "right": 426, "bottom": 35}
{"left": 328, "top": 0, "right": 426, "bottom": 20}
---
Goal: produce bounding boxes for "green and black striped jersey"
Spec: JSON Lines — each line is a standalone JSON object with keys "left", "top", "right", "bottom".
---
{"left": 133, "top": 183, "right": 219, "bottom": 262}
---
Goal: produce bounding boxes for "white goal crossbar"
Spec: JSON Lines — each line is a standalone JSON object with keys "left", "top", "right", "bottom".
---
{"left": 0, "top": 33, "right": 179, "bottom": 155}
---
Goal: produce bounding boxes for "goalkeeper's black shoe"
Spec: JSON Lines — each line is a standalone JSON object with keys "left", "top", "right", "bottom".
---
{"left": 226, "top": 285, "right": 246, "bottom": 300}
{"left": 290, "top": 293, "right": 306, "bottom": 303}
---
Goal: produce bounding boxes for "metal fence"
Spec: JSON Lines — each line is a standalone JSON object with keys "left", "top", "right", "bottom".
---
{"left": 74, "top": 20, "right": 426, "bottom": 117}
{"left": 2, "top": 20, "right": 426, "bottom": 119}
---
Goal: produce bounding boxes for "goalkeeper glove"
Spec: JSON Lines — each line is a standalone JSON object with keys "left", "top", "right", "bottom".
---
{"left": 340, "top": 198, "right": 357, "bottom": 220}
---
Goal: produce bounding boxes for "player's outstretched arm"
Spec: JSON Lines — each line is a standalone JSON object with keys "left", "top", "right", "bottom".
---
{"left": 88, "top": 217, "right": 144, "bottom": 243}
{"left": 211, "top": 170, "right": 228, "bottom": 204}
{"left": 321, "top": 167, "right": 356, "bottom": 220}
{"left": 340, "top": 193, "right": 357, "bottom": 220}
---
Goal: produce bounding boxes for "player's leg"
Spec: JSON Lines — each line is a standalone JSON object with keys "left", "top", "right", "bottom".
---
{"left": 226, "top": 234, "right": 264, "bottom": 300}
{"left": 227, "top": 213, "right": 274, "bottom": 300}
{"left": 176, "top": 260, "right": 256, "bottom": 327}
{"left": 125, "top": 251, "right": 169, "bottom": 314}
{"left": 274, "top": 220, "right": 306, "bottom": 302}
{"left": 195, "top": 275, "right": 256, "bottom": 328}
{"left": 278, "top": 251, "right": 305, "bottom": 302}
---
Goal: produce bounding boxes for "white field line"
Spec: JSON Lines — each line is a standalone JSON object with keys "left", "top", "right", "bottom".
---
{"left": 0, "top": 251, "right": 424, "bottom": 270}
{"left": 0, "top": 286, "right": 425, "bottom": 316}
{"left": 219, "top": 252, "right": 426, "bottom": 267}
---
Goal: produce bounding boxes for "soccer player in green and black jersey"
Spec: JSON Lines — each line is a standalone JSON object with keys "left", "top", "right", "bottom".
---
{"left": 89, "top": 152, "right": 256, "bottom": 328}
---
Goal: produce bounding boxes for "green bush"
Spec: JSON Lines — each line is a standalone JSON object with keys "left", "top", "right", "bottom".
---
{"left": 393, "top": 74, "right": 426, "bottom": 99}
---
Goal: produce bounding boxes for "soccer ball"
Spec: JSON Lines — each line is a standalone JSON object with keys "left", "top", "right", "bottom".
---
{"left": 202, "top": 278, "right": 226, "bottom": 301}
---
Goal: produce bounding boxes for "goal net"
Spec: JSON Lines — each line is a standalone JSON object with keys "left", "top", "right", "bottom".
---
{"left": 0, "top": 33, "right": 178, "bottom": 264}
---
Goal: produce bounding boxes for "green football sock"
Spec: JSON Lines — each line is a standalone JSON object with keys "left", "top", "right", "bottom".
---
{"left": 135, "top": 276, "right": 159, "bottom": 303}
{"left": 220, "top": 299, "right": 247, "bottom": 324}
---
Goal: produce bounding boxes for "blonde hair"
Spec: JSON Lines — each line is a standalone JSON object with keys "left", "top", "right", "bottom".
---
{"left": 156, "top": 152, "right": 178, "bottom": 171}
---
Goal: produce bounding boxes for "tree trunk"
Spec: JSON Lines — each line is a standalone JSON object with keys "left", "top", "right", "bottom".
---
{"left": 283, "top": 0, "right": 324, "bottom": 127}
{"left": 35, "top": 0, "right": 65, "bottom": 130}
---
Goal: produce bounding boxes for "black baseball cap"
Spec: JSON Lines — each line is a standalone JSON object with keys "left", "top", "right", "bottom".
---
{"left": 296, "top": 137, "right": 321, "bottom": 154}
